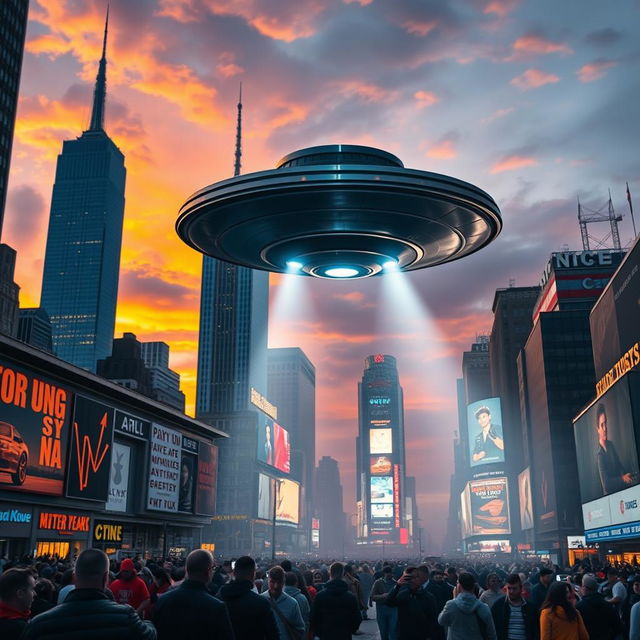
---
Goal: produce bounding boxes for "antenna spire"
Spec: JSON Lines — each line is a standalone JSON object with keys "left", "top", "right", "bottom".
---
{"left": 233, "top": 82, "right": 242, "bottom": 177}
{"left": 89, "top": 5, "right": 109, "bottom": 131}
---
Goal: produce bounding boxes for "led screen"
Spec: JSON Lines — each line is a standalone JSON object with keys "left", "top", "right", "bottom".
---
{"left": 258, "top": 473, "right": 272, "bottom": 520}
{"left": 467, "top": 397, "right": 505, "bottom": 468}
{"left": 468, "top": 477, "right": 511, "bottom": 535}
{"left": 369, "top": 428, "right": 392, "bottom": 454}
{"left": 574, "top": 377, "right": 639, "bottom": 505}
{"left": 257, "top": 418, "right": 291, "bottom": 474}
{"left": 371, "top": 503, "right": 393, "bottom": 518}
{"left": 370, "top": 476, "right": 393, "bottom": 503}
{"left": 370, "top": 455, "right": 393, "bottom": 476}
{"left": 273, "top": 423, "right": 291, "bottom": 473}
{"left": 276, "top": 478, "right": 299, "bottom": 524}
{"left": 518, "top": 468, "right": 534, "bottom": 531}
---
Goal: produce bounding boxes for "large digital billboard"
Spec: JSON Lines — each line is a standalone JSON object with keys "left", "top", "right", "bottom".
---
{"left": 0, "top": 361, "right": 72, "bottom": 496}
{"left": 518, "top": 468, "right": 534, "bottom": 531}
{"left": 370, "top": 476, "right": 393, "bottom": 503}
{"left": 147, "top": 423, "right": 181, "bottom": 512}
{"left": 468, "top": 477, "right": 511, "bottom": 535}
{"left": 257, "top": 473, "right": 272, "bottom": 520}
{"left": 276, "top": 478, "right": 299, "bottom": 524}
{"left": 574, "top": 377, "right": 639, "bottom": 505}
{"left": 370, "top": 455, "right": 393, "bottom": 475}
{"left": 467, "top": 397, "right": 505, "bottom": 467}
{"left": 257, "top": 418, "right": 291, "bottom": 473}
{"left": 369, "top": 428, "right": 392, "bottom": 454}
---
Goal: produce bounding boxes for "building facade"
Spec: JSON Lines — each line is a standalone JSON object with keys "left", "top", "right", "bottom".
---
{"left": 315, "top": 456, "right": 346, "bottom": 556}
{"left": 141, "top": 341, "right": 186, "bottom": 412}
{"left": 40, "top": 16, "right": 126, "bottom": 372}
{"left": 17, "top": 307, "right": 53, "bottom": 353}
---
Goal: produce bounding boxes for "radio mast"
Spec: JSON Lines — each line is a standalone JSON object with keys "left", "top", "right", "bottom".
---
{"left": 578, "top": 190, "right": 622, "bottom": 250}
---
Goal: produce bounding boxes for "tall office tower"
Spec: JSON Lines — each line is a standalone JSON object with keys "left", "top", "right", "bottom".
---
{"left": 518, "top": 249, "right": 625, "bottom": 562}
{"left": 141, "top": 341, "right": 186, "bottom": 412}
{"left": 97, "top": 332, "right": 153, "bottom": 395}
{"left": 40, "top": 11, "right": 126, "bottom": 372}
{"left": 356, "top": 354, "right": 407, "bottom": 545}
{"left": 196, "top": 90, "right": 270, "bottom": 554}
{"left": 315, "top": 456, "right": 346, "bottom": 556}
{"left": 267, "top": 347, "right": 316, "bottom": 537}
{"left": 461, "top": 335, "right": 491, "bottom": 404}
{"left": 17, "top": 307, "right": 53, "bottom": 352}
{"left": 0, "top": 0, "right": 29, "bottom": 337}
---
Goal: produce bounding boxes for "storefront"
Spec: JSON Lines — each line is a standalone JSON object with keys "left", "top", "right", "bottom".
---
{"left": 0, "top": 503, "right": 33, "bottom": 559}
{"left": 34, "top": 508, "right": 92, "bottom": 559}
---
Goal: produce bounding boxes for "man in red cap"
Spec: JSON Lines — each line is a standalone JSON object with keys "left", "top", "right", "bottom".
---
{"left": 110, "top": 558, "right": 150, "bottom": 610}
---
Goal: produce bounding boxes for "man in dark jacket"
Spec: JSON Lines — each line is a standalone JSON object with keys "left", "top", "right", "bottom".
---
{"left": 491, "top": 573, "right": 539, "bottom": 640}
{"left": 0, "top": 567, "right": 34, "bottom": 640}
{"left": 310, "top": 562, "right": 361, "bottom": 640}
{"left": 576, "top": 574, "right": 623, "bottom": 640}
{"left": 529, "top": 568, "right": 553, "bottom": 613}
{"left": 218, "top": 555, "right": 279, "bottom": 640}
{"left": 153, "top": 549, "right": 234, "bottom": 640}
{"left": 387, "top": 566, "right": 438, "bottom": 640}
{"left": 22, "top": 549, "right": 155, "bottom": 640}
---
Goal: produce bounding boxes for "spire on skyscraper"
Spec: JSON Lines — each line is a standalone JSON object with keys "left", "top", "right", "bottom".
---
{"left": 233, "top": 83, "right": 242, "bottom": 177}
{"left": 89, "top": 5, "right": 109, "bottom": 132}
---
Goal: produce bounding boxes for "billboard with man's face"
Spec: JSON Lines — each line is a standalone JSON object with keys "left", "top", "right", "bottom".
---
{"left": 467, "top": 397, "right": 505, "bottom": 468}
{"left": 574, "top": 376, "right": 640, "bottom": 505}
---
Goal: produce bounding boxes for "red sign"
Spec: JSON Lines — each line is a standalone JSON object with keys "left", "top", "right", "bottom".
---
{"left": 393, "top": 464, "right": 400, "bottom": 528}
{"left": 399, "top": 528, "right": 409, "bottom": 544}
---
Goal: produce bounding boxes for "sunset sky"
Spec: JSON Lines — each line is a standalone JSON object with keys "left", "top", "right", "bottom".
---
{"left": 4, "top": 0, "right": 639, "bottom": 550}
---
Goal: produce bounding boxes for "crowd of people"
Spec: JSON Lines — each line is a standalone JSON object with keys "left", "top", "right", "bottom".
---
{"left": 1, "top": 550, "right": 640, "bottom": 639}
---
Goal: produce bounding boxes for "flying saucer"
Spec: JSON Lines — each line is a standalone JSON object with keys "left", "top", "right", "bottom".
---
{"left": 176, "top": 144, "right": 502, "bottom": 279}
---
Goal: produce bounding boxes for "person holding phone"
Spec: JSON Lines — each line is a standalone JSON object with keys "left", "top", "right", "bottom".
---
{"left": 386, "top": 567, "right": 438, "bottom": 639}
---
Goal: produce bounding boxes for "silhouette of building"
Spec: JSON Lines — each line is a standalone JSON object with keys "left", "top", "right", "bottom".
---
{"left": 40, "top": 10, "right": 126, "bottom": 371}
{"left": 17, "top": 307, "right": 53, "bottom": 352}
{"left": 141, "top": 341, "right": 186, "bottom": 412}
{"left": 461, "top": 335, "right": 491, "bottom": 404}
{"left": 0, "top": 244, "right": 19, "bottom": 336}
{"left": 315, "top": 456, "right": 346, "bottom": 555}
{"left": 97, "top": 332, "right": 152, "bottom": 395}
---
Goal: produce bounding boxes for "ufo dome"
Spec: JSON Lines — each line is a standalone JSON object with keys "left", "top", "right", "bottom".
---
{"left": 176, "top": 144, "right": 502, "bottom": 279}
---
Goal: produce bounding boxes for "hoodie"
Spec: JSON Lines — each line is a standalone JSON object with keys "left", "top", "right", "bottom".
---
{"left": 218, "top": 580, "right": 279, "bottom": 640}
{"left": 284, "top": 586, "right": 310, "bottom": 633}
{"left": 438, "top": 592, "right": 497, "bottom": 640}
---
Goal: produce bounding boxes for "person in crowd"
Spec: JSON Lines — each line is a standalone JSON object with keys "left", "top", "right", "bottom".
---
{"left": 303, "top": 570, "right": 317, "bottom": 601}
{"left": 30, "top": 579, "right": 56, "bottom": 618}
{"left": 261, "top": 565, "right": 305, "bottom": 640}
{"left": 631, "top": 594, "right": 640, "bottom": 640}
{"left": 284, "top": 571, "right": 310, "bottom": 635}
{"left": 218, "top": 555, "right": 279, "bottom": 640}
{"left": 0, "top": 567, "right": 35, "bottom": 640}
{"left": 386, "top": 566, "right": 438, "bottom": 640}
{"left": 446, "top": 567, "right": 458, "bottom": 589}
{"left": 539, "top": 581, "right": 588, "bottom": 640}
{"left": 343, "top": 564, "right": 366, "bottom": 613}
{"left": 371, "top": 565, "right": 398, "bottom": 640}
{"left": 491, "top": 573, "right": 539, "bottom": 640}
{"left": 481, "top": 573, "right": 505, "bottom": 609}
{"left": 600, "top": 567, "right": 627, "bottom": 613}
{"left": 310, "top": 561, "right": 362, "bottom": 640}
{"left": 575, "top": 574, "right": 622, "bottom": 640}
{"left": 623, "top": 575, "right": 640, "bottom": 633}
{"left": 56, "top": 568, "right": 75, "bottom": 604}
{"left": 438, "top": 572, "right": 497, "bottom": 640}
{"left": 110, "top": 558, "right": 150, "bottom": 610}
{"left": 137, "top": 567, "right": 173, "bottom": 620}
{"left": 531, "top": 568, "right": 554, "bottom": 612}
{"left": 22, "top": 549, "right": 155, "bottom": 640}
{"left": 358, "top": 564, "right": 375, "bottom": 620}
{"left": 153, "top": 549, "right": 233, "bottom": 640}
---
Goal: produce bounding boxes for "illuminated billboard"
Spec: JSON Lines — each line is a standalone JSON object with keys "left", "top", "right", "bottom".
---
{"left": 276, "top": 478, "right": 299, "bottom": 524}
{"left": 371, "top": 503, "right": 393, "bottom": 518}
{"left": 468, "top": 477, "right": 511, "bottom": 535}
{"left": 257, "top": 473, "right": 272, "bottom": 520}
{"left": 574, "top": 376, "right": 639, "bottom": 505}
{"left": 461, "top": 485, "right": 472, "bottom": 539}
{"left": 370, "top": 455, "right": 392, "bottom": 476}
{"left": 467, "top": 540, "right": 511, "bottom": 553}
{"left": 518, "top": 468, "right": 534, "bottom": 531}
{"left": 257, "top": 418, "right": 291, "bottom": 474}
{"left": 370, "top": 476, "right": 393, "bottom": 503}
{"left": 369, "top": 428, "right": 392, "bottom": 454}
{"left": 467, "top": 397, "right": 505, "bottom": 467}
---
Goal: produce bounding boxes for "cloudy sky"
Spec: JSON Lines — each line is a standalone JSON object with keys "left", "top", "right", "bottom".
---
{"left": 4, "top": 0, "right": 639, "bottom": 550}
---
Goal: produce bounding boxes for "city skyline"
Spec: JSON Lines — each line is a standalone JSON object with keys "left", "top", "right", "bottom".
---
{"left": 4, "top": 0, "right": 639, "bottom": 548}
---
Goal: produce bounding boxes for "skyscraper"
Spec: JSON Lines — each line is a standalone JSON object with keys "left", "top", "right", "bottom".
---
{"left": 141, "top": 341, "right": 186, "bottom": 412}
{"left": 0, "top": 0, "right": 29, "bottom": 338}
{"left": 357, "top": 354, "right": 407, "bottom": 545}
{"left": 40, "top": 10, "right": 126, "bottom": 372}
{"left": 315, "top": 456, "right": 346, "bottom": 556}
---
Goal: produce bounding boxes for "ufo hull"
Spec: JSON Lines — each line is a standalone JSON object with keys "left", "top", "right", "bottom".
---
{"left": 177, "top": 145, "right": 502, "bottom": 279}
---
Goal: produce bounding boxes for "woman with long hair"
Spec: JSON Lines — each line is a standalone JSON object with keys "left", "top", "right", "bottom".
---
{"left": 540, "top": 581, "right": 589, "bottom": 640}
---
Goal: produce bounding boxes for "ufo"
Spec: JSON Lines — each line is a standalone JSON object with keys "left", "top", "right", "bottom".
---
{"left": 176, "top": 144, "right": 502, "bottom": 279}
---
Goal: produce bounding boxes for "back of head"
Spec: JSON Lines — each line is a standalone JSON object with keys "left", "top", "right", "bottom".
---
{"left": 234, "top": 555, "right": 256, "bottom": 581}
{"left": 542, "top": 581, "right": 575, "bottom": 620}
{"left": 0, "top": 568, "right": 32, "bottom": 601}
{"left": 458, "top": 572, "right": 476, "bottom": 592}
{"left": 581, "top": 575, "right": 598, "bottom": 593}
{"left": 330, "top": 562, "right": 345, "bottom": 580}
{"left": 75, "top": 549, "right": 109, "bottom": 588}
{"left": 269, "top": 566, "right": 285, "bottom": 584}
{"left": 285, "top": 572, "right": 298, "bottom": 587}
{"left": 186, "top": 549, "right": 213, "bottom": 581}
{"left": 280, "top": 559, "right": 292, "bottom": 572}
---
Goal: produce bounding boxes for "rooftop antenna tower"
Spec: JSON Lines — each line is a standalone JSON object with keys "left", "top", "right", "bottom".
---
{"left": 577, "top": 190, "right": 622, "bottom": 250}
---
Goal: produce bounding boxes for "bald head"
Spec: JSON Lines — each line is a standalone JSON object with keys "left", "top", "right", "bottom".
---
{"left": 74, "top": 549, "right": 109, "bottom": 589}
{"left": 186, "top": 549, "right": 214, "bottom": 582}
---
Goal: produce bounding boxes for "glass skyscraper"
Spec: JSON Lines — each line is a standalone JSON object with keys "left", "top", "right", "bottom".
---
{"left": 40, "top": 12, "right": 126, "bottom": 372}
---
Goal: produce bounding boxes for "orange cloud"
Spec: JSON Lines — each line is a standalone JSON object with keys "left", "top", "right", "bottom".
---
{"left": 426, "top": 140, "right": 457, "bottom": 159}
{"left": 414, "top": 90, "right": 439, "bottom": 108}
{"left": 513, "top": 34, "right": 573, "bottom": 56}
{"left": 483, "top": 0, "right": 519, "bottom": 17}
{"left": 403, "top": 20, "right": 438, "bottom": 37}
{"left": 577, "top": 60, "right": 617, "bottom": 83}
{"left": 338, "top": 80, "right": 398, "bottom": 103}
{"left": 511, "top": 68, "right": 560, "bottom": 90}
{"left": 490, "top": 155, "right": 538, "bottom": 174}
